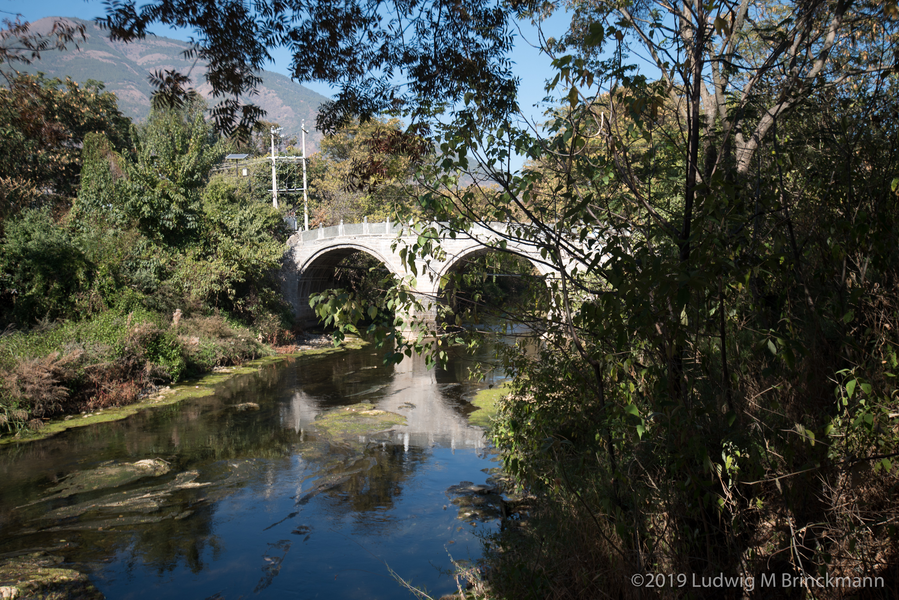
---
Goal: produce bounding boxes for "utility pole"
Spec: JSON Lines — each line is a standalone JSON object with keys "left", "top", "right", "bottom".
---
{"left": 301, "top": 121, "right": 309, "bottom": 231}
{"left": 270, "top": 126, "right": 281, "bottom": 209}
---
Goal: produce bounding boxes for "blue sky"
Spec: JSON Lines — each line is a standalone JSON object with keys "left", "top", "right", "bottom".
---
{"left": 4, "top": 0, "right": 573, "bottom": 167}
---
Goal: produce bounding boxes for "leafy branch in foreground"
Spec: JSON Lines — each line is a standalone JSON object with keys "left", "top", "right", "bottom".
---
{"left": 0, "top": 16, "right": 85, "bottom": 84}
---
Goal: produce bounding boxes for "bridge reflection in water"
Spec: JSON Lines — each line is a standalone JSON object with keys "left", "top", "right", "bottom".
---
{"left": 279, "top": 349, "right": 503, "bottom": 450}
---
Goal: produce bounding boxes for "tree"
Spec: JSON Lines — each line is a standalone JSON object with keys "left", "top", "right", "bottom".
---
{"left": 99, "top": 0, "right": 517, "bottom": 135}
{"left": 180, "top": 177, "right": 288, "bottom": 317}
{"left": 0, "top": 207, "right": 90, "bottom": 323}
{"left": 77, "top": 100, "right": 223, "bottom": 246}
{"left": 0, "top": 73, "right": 133, "bottom": 223}
{"left": 308, "top": 117, "right": 427, "bottom": 225}
{"left": 312, "top": 1, "right": 898, "bottom": 595}
{"left": 393, "top": 1, "right": 899, "bottom": 594}
{"left": 74, "top": 104, "right": 288, "bottom": 321}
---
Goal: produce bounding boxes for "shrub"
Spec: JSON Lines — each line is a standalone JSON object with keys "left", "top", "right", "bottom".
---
{"left": 0, "top": 350, "right": 80, "bottom": 432}
{"left": 123, "top": 321, "right": 186, "bottom": 382}
{"left": 174, "top": 314, "right": 269, "bottom": 374}
{"left": 0, "top": 207, "right": 91, "bottom": 324}
{"left": 253, "top": 312, "right": 294, "bottom": 346}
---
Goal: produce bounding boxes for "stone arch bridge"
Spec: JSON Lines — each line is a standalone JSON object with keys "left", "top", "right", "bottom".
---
{"left": 281, "top": 220, "right": 584, "bottom": 329}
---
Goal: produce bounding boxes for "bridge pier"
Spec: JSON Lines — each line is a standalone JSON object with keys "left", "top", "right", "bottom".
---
{"left": 395, "top": 291, "right": 439, "bottom": 336}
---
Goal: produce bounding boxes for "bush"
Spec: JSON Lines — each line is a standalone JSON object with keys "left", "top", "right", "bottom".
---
{"left": 173, "top": 314, "right": 269, "bottom": 374}
{"left": 0, "top": 351, "right": 77, "bottom": 418}
{"left": 124, "top": 321, "right": 186, "bottom": 382}
{"left": 0, "top": 309, "right": 277, "bottom": 436}
{"left": 253, "top": 312, "right": 294, "bottom": 346}
{"left": 0, "top": 207, "right": 91, "bottom": 324}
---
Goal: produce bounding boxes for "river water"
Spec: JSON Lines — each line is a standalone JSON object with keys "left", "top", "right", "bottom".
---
{"left": 0, "top": 344, "right": 506, "bottom": 599}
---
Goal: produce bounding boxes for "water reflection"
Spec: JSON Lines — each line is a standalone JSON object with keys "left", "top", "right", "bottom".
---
{"left": 0, "top": 344, "right": 503, "bottom": 599}
{"left": 282, "top": 349, "right": 496, "bottom": 451}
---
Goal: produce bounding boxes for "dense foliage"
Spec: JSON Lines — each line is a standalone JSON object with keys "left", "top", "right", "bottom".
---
{"left": 307, "top": 117, "right": 427, "bottom": 225}
{"left": 302, "top": 0, "right": 899, "bottom": 597}
{"left": 0, "top": 73, "right": 132, "bottom": 223}
{"left": 99, "top": 0, "right": 516, "bottom": 135}
{"left": 0, "top": 96, "right": 292, "bottom": 437}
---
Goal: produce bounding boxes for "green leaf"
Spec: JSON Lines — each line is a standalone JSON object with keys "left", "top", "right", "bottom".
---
{"left": 767, "top": 339, "right": 777, "bottom": 355}
{"left": 567, "top": 86, "right": 579, "bottom": 107}
{"left": 583, "top": 22, "right": 605, "bottom": 47}
{"left": 846, "top": 378, "right": 857, "bottom": 399}
{"left": 367, "top": 305, "right": 378, "bottom": 319}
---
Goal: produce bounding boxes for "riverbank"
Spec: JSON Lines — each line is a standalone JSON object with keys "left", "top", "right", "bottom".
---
{"left": 0, "top": 334, "right": 374, "bottom": 597}
{"left": 0, "top": 328, "right": 363, "bottom": 446}
{"left": 467, "top": 382, "right": 510, "bottom": 428}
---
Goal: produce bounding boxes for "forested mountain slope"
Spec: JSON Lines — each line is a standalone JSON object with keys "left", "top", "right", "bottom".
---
{"left": 20, "top": 17, "right": 327, "bottom": 148}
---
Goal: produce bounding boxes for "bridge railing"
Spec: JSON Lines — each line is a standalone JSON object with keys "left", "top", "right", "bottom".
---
{"left": 297, "top": 219, "right": 410, "bottom": 243}
{"left": 292, "top": 220, "right": 596, "bottom": 252}
{"left": 294, "top": 220, "right": 537, "bottom": 244}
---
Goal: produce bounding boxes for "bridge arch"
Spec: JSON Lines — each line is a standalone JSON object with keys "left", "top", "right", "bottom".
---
{"left": 435, "top": 243, "right": 554, "bottom": 285}
{"left": 294, "top": 244, "right": 402, "bottom": 324}
{"left": 433, "top": 244, "right": 553, "bottom": 321}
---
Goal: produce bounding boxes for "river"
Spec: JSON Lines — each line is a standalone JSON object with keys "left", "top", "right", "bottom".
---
{"left": 0, "top": 343, "right": 507, "bottom": 599}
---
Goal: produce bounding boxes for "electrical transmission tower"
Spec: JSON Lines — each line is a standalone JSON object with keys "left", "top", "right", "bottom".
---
{"left": 270, "top": 123, "right": 310, "bottom": 231}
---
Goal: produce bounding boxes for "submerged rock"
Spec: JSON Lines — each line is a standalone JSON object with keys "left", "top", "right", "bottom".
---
{"left": 233, "top": 402, "right": 260, "bottom": 411}
{"left": 40, "top": 471, "right": 208, "bottom": 522}
{"left": 446, "top": 476, "right": 535, "bottom": 525}
{"left": 446, "top": 481, "right": 505, "bottom": 522}
{"left": 0, "top": 553, "right": 103, "bottom": 600}
{"left": 31, "top": 459, "right": 171, "bottom": 503}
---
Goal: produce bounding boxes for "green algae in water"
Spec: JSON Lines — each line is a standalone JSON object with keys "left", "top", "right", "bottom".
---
{"left": 0, "top": 337, "right": 369, "bottom": 446}
{"left": 36, "top": 459, "right": 171, "bottom": 501}
{"left": 41, "top": 471, "right": 208, "bottom": 522}
{"left": 312, "top": 403, "right": 406, "bottom": 438}
{"left": 0, "top": 553, "right": 103, "bottom": 600}
{"left": 468, "top": 382, "right": 510, "bottom": 428}
{"left": 0, "top": 339, "right": 506, "bottom": 600}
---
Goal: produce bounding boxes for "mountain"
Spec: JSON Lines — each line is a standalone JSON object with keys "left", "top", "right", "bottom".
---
{"left": 19, "top": 17, "right": 329, "bottom": 151}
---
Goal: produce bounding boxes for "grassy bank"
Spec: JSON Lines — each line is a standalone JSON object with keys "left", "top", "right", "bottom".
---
{"left": 0, "top": 308, "right": 282, "bottom": 441}
{"left": 0, "top": 334, "right": 366, "bottom": 446}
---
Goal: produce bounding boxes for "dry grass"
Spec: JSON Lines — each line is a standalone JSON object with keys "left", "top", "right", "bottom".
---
{"left": 1, "top": 350, "right": 81, "bottom": 417}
